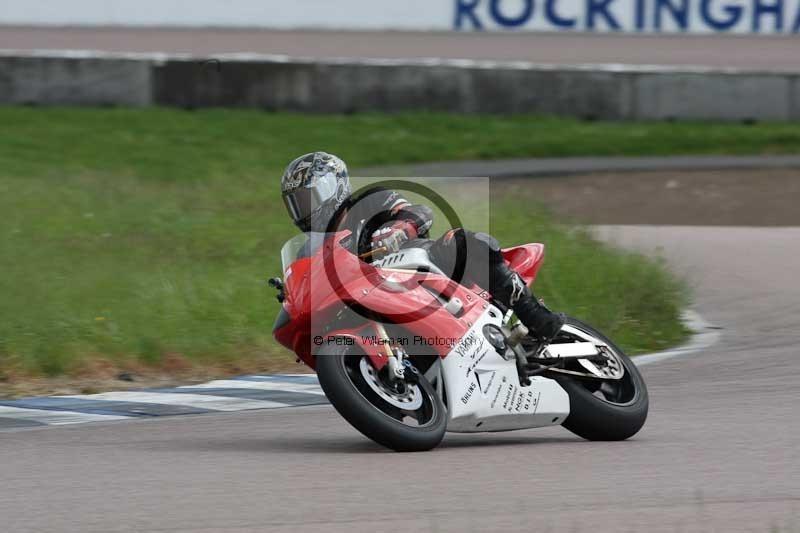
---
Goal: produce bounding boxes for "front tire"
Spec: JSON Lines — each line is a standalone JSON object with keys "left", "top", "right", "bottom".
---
{"left": 316, "top": 345, "right": 447, "bottom": 452}
{"left": 553, "top": 317, "right": 649, "bottom": 441}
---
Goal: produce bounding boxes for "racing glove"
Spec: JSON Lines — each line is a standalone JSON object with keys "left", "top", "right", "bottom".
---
{"left": 371, "top": 221, "right": 418, "bottom": 254}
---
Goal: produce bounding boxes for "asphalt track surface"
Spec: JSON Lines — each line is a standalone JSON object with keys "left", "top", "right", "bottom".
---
{"left": 2, "top": 174, "right": 799, "bottom": 533}
{"left": 2, "top": 27, "right": 800, "bottom": 71}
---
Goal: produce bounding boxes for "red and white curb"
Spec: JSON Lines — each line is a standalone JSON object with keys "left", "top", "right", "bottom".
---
{"left": 0, "top": 374, "right": 325, "bottom": 430}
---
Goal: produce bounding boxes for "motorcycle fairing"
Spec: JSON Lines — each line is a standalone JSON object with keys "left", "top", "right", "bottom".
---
{"left": 442, "top": 306, "right": 570, "bottom": 433}
{"left": 275, "top": 232, "right": 552, "bottom": 394}
{"left": 275, "top": 233, "right": 493, "bottom": 371}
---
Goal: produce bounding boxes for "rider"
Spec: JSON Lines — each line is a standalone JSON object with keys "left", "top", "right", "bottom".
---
{"left": 280, "top": 151, "right": 565, "bottom": 343}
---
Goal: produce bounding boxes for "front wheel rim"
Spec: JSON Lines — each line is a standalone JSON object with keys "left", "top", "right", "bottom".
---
{"left": 358, "top": 357, "right": 424, "bottom": 410}
{"left": 340, "top": 354, "right": 439, "bottom": 428}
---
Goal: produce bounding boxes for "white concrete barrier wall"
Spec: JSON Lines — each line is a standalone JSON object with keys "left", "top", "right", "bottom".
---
{"left": 2, "top": 0, "right": 800, "bottom": 35}
{"left": 1, "top": 52, "right": 798, "bottom": 121}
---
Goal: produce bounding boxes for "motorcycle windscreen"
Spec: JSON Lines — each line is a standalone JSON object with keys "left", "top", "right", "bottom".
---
{"left": 280, "top": 233, "right": 328, "bottom": 275}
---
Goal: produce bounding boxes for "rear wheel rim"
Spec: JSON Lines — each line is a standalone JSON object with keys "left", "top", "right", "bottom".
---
{"left": 572, "top": 335, "right": 638, "bottom": 406}
{"left": 535, "top": 323, "right": 640, "bottom": 406}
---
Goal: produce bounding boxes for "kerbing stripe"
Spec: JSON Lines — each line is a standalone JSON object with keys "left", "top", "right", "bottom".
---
{"left": 62, "top": 391, "right": 289, "bottom": 411}
{"left": 156, "top": 387, "right": 327, "bottom": 405}
{"left": 234, "top": 374, "right": 319, "bottom": 384}
{"left": 0, "top": 405, "right": 131, "bottom": 425}
{"left": 179, "top": 379, "right": 325, "bottom": 395}
{"left": 2, "top": 396, "right": 210, "bottom": 417}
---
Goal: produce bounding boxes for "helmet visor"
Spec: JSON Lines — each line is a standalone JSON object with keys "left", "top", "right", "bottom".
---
{"left": 282, "top": 172, "right": 339, "bottom": 224}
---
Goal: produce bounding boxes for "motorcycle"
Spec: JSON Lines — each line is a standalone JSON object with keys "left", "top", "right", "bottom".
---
{"left": 271, "top": 230, "right": 648, "bottom": 452}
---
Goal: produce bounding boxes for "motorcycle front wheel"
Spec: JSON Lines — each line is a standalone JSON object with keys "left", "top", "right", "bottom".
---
{"left": 316, "top": 344, "right": 447, "bottom": 452}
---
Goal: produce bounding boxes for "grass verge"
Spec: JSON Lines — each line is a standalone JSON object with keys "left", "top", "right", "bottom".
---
{"left": 4, "top": 106, "right": 773, "bottom": 388}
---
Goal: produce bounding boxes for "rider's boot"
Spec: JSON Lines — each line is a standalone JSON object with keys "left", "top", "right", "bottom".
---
{"left": 492, "top": 263, "right": 565, "bottom": 344}
{"left": 512, "top": 292, "right": 565, "bottom": 344}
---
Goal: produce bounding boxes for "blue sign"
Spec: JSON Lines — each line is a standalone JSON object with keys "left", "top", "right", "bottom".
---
{"left": 454, "top": 0, "right": 800, "bottom": 33}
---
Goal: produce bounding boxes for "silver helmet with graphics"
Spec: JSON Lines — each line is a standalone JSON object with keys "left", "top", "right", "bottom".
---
{"left": 281, "top": 152, "right": 351, "bottom": 232}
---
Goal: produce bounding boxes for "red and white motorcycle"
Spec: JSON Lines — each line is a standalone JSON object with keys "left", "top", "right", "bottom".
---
{"left": 272, "top": 231, "right": 648, "bottom": 451}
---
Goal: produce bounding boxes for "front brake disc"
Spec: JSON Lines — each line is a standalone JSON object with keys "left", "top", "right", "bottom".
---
{"left": 359, "top": 357, "right": 424, "bottom": 410}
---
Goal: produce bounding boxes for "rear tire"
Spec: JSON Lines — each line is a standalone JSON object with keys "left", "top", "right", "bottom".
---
{"left": 316, "top": 345, "right": 447, "bottom": 452}
{"left": 553, "top": 317, "right": 649, "bottom": 441}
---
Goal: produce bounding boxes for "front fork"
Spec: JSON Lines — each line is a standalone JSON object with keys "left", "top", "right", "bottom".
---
{"left": 374, "top": 321, "right": 407, "bottom": 382}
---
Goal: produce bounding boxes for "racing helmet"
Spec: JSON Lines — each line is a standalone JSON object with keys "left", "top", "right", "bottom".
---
{"left": 281, "top": 152, "right": 351, "bottom": 232}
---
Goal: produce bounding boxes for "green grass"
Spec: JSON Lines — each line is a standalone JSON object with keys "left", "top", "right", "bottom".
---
{"left": 2, "top": 107, "right": 800, "bottom": 182}
{"left": 4, "top": 106, "right": 785, "bottom": 379}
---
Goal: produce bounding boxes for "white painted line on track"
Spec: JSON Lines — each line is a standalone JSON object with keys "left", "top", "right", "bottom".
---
{"left": 634, "top": 309, "right": 722, "bottom": 367}
{"left": 179, "top": 379, "right": 325, "bottom": 395}
{"left": 61, "top": 391, "right": 289, "bottom": 411}
{"left": 0, "top": 405, "right": 131, "bottom": 425}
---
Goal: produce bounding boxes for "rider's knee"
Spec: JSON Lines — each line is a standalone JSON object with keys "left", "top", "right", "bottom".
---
{"left": 472, "top": 232, "right": 501, "bottom": 254}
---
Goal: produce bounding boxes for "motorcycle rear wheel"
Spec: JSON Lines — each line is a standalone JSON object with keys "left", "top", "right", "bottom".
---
{"left": 551, "top": 317, "right": 649, "bottom": 441}
{"left": 316, "top": 344, "right": 447, "bottom": 452}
